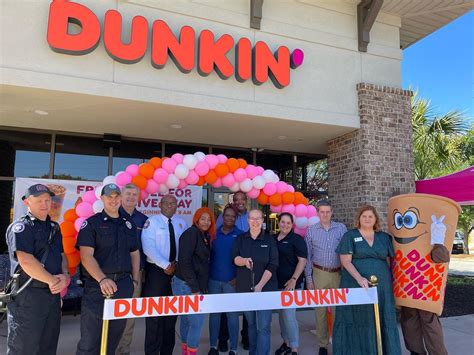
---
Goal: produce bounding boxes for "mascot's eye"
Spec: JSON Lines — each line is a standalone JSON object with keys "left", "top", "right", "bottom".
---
{"left": 394, "top": 212, "right": 403, "bottom": 230}
{"left": 403, "top": 211, "right": 418, "bottom": 229}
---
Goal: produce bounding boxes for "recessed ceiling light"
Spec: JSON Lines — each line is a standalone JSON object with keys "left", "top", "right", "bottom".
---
{"left": 170, "top": 124, "right": 182, "bottom": 129}
{"left": 277, "top": 135, "right": 287, "bottom": 140}
{"left": 34, "top": 110, "right": 49, "bottom": 116}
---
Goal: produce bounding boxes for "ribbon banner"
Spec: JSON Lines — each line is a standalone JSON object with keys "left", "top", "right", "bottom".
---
{"left": 103, "top": 288, "right": 378, "bottom": 320}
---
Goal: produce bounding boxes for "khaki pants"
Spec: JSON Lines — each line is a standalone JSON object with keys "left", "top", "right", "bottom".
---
{"left": 313, "top": 267, "right": 341, "bottom": 348}
{"left": 116, "top": 280, "right": 142, "bottom": 355}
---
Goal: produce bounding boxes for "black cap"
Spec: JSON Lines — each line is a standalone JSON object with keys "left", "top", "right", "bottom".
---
{"left": 22, "top": 184, "right": 55, "bottom": 200}
{"left": 101, "top": 183, "right": 121, "bottom": 197}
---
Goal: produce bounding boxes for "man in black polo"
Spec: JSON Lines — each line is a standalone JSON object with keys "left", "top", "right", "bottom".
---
{"left": 6, "top": 184, "right": 69, "bottom": 355}
{"left": 76, "top": 183, "right": 140, "bottom": 354}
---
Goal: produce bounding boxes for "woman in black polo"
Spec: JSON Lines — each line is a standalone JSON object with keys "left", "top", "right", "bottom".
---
{"left": 274, "top": 212, "right": 307, "bottom": 355}
{"left": 232, "top": 209, "right": 278, "bottom": 355}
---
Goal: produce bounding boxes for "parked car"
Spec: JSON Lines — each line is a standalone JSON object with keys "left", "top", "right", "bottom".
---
{"left": 452, "top": 231, "right": 465, "bottom": 254}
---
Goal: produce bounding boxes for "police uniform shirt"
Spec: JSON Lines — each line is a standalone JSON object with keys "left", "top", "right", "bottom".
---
{"left": 6, "top": 212, "right": 63, "bottom": 278}
{"left": 75, "top": 211, "right": 138, "bottom": 276}
{"left": 232, "top": 230, "right": 279, "bottom": 293}
{"left": 119, "top": 206, "right": 148, "bottom": 270}
{"left": 275, "top": 231, "right": 307, "bottom": 289}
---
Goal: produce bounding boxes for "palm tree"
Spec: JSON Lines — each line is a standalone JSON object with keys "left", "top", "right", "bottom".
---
{"left": 411, "top": 93, "right": 467, "bottom": 180}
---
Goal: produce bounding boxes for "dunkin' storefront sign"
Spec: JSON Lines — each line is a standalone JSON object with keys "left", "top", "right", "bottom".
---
{"left": 47, "top": 0, "right": 304, "bottom": 88}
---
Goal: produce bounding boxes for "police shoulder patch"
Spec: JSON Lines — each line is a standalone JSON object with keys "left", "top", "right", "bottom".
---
{"left": 125, "top": 221, "right": 132, "bottom": 230}
{"left": 143, "top": 220, "right": 150, "bottom": 229}
{"left": 80, "top": 221, "right": 88, "bottom": 230}
{"left": 12, "top": 223, "right": 25, "bottom": 233}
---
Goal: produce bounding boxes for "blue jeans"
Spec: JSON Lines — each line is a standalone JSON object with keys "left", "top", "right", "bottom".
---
{"left": 208, "top": 278, "right": 239, "bottom": 351}
{"left": 244, "top": 309, "right": 273, "bottom": 355}
{"left": 171, "top": 276, "right": 205, "bottom": 350}
{"left": 279, "top": 307, "right": 299, "bottom": 348}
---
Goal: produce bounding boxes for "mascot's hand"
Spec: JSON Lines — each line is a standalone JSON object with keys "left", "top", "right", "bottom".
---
{"left": 430, "top": 215, "right": 446, "bottom": 245}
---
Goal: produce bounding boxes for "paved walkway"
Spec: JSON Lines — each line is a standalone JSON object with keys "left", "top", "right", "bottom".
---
{"left": 449, "top": 254, "right": 474, "bottom": 276}
{"left": 1, "top": 310, "right": 473, "bottom": 354}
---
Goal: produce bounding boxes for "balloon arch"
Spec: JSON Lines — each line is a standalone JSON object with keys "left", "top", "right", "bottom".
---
{"left": 60, "top": 152, "right": 319, "bottom": 275}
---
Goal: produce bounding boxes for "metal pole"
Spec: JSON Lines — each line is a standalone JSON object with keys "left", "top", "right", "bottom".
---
{"left": 100, "top": 295, "right": 112, "bottom": 355}
{"left": 369, "top": 275, "right": 383, "bottom": 355}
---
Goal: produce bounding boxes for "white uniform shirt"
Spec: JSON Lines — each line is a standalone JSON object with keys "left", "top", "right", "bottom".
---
{"left": 141, "top": 213, "right": 187, "bottom": 269}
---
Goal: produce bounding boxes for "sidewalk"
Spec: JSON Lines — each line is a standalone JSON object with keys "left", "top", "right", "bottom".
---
{"left": 449, "top": 254, "right": 474, "bottom": 276}
{"left": 1, "top": 309, "right": 473, "bottom": 354}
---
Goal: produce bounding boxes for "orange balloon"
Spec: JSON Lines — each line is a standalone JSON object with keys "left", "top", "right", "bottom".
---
{"left": 282, "top": 192, "right": 295, "bottom": 205}
{"left": 269, "top": 194, "right": 282, "bottom": 206}
{"left": 257, "top": 191, "right": 269, "bottom": 205}
{"left": 196, "top": 176, "right": 206, "bottom": 186}
{"left": 149, "top": 157, "right": 162, "bottom": 168}
{"left": 139, "top": 163, "right": 155, "bottom": 179}
{"left": 303, "top": 198, "right": 309, "bottom": 206}
{"left": 205, "top": 171, "right": 218, "bottom": 185}
{"left": 132, "top": 175, "right": 147, "bottom": 189}
{"left": 226, "top": 158, "right": 240, "bottom": 173}
{"left": 237, "top": 158, "right": 248, "bottom": 168}
{"left": 293, "top": 192, "right": 306, "bottom": 205}
{"left": 67, "top": 252, "right": 81, "bottom": 267}
{"left": 68, "top": 266, "right": 77, "bottom": 276}
{"left": 60, "top": 221, "right": 76, "bottom": 238}
{"left": 214, "top": 163, "right": 229, "bottom": 178}
{"left": 62, "top": 236, "right": 77, "bottom": 254}
{"left": 63, "top": 208, "right": 78, "bottom": 222}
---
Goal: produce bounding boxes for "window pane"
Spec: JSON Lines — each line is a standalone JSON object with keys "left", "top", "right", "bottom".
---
{"left": 54, "top": 135, "right": 108, "bottom": 181}
{"left": 0, "top": 180, "right": 14, "bottom": 252}
{"left": 0, "top": 130, "right": 51, "bottom": 178}
{"left": 165, "top": 143, "right": 208, "bottom": 157}
{"left": 211, "top": 147, "right": 253, "bottom": 163}
{"left": 112, "top": 139, "right": 162, "bottom": 174}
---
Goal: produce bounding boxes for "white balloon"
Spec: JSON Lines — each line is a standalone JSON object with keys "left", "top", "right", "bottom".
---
{"left": 229, "top": 182, "right": 240, "bottom": 192}
{"left": 252, "top": 176, "right": 266, "bottom": 190}
{"left": 103, "top": 175, "right": 117, "bottom": 185}
{"left": 240, "top": 178, "right": 253, "bottom": 193}
{"left": 271, "top": 173, "right": 280, "bottom": 183}
{"left": 115, "top": 170, "right": 125, "bottom": 177}
{"left": 194, "top": 151, "right": 206, "bottom": 161}
{"left": 295, "top": 217, "right": 309, "bottom": 229}
{"left": 262, "top": 169, "right": 275, "bottom": 182}
{"left": 183, "top": 154, "right": 198, "bottom": 170}
{"left": 92, "top": 199, "right": 104, "bottom": 213}
{"left": 159, "top": 184, "right": 169, "bottom": 194}
{"left": 174, "top": 164, "right": 189, "bottom": 179}
{"left": 166, "top": 174, "right": 180, "bottom": 189}
{"left": 94, "top": 185, "right": 103, "bottom": 199}
{"left": 308, "top": 216, "right": 320, "bottom": 226}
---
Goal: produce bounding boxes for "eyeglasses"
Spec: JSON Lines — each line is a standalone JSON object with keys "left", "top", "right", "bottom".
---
{"left": 161, "top": 201, "right": 177, "bottom": 206}
{"left": 249, "top": 217, "right": 263, "bottom": 221}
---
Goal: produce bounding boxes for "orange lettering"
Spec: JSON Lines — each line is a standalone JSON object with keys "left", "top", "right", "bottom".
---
{"left": 281, "top": 291, "right": 293, "bottom": 307}
{"left": 114, "top": 299, "right": 131, "bottom": 318}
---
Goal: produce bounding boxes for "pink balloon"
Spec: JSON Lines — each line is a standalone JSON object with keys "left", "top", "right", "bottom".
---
{"left": 270, "top": 204, "right": 282, "bottom": 213}
{"left": 287, "top": 185, "right": 295, "bottom": 193}
{"left": 295, "top": 204, "right": 308, "bottom": 217}
{"left": 177, "top": 179, "right": 187, "bottom": 189}
{"left": 233, "top": 168, "right": 247, "bottom": 182}
{"left": 74, "top": 217, "right": 86, "bottom": 232}
{"left": 247, "top": 188, "right": 260, "bottom": 199}
{"left": 222, "top": 173, "right": 236, "bottom": 188}
{"left": 76, "top": 202, "right": 93, "bottom": 218}
{"left": 256, "top": 166, "right": 264, "bottom": 175}
{"left": 294, "top": 227, "right": 307, "bottom": 237}
{"left": 171, "top": 153, "right": 184, "bottom": 163}
{"left": 185, "top": 170, "right": 199, "bottom": 185}
{"left": 213, "top": 178, "right": 223, "bottom": 188}
{"left": 140, "top": 190, "right": 149, "bottom": 200}
{"left": 146, "top": 179, "right": 159, "bottom": 194}
{"left": 162, "top": 158, "right": 178, "bottom": 173}
{"left": 276, "top": 181, "right": 288, "bottom": 194}
{"left": 82, "top": 190, "right": 97, "bottom": 204}
{"left": 306, "top": 205, "right": 317, "bottom": 218}
{"left": 245, "top": 165, "right": 258, "bottom": 179}
{"left": 262, "top": 183, "right": 277, "bottom": 196}
{"left": 125, "top": 164, "right": 139, "bottom": 177}
{"left": 217, "top": 154, "right": 228, "bottom": 163}
{"left": 281, "top": 204, "right": 296, "bottom": 215}
{"left": 116, "top": 172, "right": 132, "bottom": 186}
{"left": 195, "top": 161, "right": 210, "bottom": 176}
{"left": 205, "top": 154, "right": 219, "bottom": 169}
{"left": 153, "top": 168, "right": 169, "bottom": 184}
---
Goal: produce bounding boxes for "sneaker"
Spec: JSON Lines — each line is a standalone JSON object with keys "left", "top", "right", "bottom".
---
{"left": 218, "top": 340, "right": 229, "bottom": 352}
{"left": 318, "top": 348, "right": 328, "bottom": 355}
{"left": 275, "top": 342, "right": 291, "bottom": 355}
{"left": 291, "top": 352, "right": 298, "bottom": 355}
{"left": 229, "top": 352, "right": 237, "bottom": 355}
{"left": 208, "top": 348, "right": 219, "bottom": 355}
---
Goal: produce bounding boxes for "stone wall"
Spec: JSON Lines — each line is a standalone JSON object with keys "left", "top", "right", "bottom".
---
{"left": 327, "top": 83, "right": 415, "bottom": 228}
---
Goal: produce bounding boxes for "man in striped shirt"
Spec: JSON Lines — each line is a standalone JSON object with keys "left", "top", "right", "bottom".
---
{"left": 304, "top": 200, "right": 347, "bottom": 355}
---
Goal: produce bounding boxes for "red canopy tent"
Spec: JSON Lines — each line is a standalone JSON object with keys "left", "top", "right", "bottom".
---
{"left": 415, "top": 166, "right": 474, "bottom": 205}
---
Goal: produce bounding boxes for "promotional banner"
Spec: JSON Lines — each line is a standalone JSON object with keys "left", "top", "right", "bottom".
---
{"left": 103, "top": 288, "right": 378, "bottom": 320}
{"left": 14, "top": 178, "right": 202, "bottom": 226}
{"left": 388, "top": 193, "right": 461, "bottom": 315}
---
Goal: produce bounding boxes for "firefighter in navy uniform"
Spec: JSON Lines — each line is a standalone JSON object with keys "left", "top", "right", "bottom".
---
{"left": 6, "top": 184, "right": 70, "bottom": 355}
{"left": 76, "top": 183, "right": 140, "bottom": 355}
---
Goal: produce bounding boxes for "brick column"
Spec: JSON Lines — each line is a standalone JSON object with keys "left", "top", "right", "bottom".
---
{"left": 327, "top": 83, "right": 415, "bottom": 228}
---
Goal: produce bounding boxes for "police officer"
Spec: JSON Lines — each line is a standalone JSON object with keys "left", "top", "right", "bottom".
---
{"left": 76, "top": 183, "right": 140, "bottom": 355}
{"left": 6, "top": 184, "right": 69, "bottom": 355}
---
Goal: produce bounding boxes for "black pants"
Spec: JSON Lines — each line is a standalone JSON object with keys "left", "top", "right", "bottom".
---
{"left": 143, "top": 262, "right": 177, "bottom": 355}
{"left": 7, "top": 287, "right": 61, "bottom": 355}
{"left": 76, "top": 277, "right": 133, "bottom": 355}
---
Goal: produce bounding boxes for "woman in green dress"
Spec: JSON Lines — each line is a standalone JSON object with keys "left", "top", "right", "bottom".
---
{"left": 333, "top": 205, "right": 401, "bottom": 355}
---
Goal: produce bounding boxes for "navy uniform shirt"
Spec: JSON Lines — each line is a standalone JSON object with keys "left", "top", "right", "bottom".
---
{"left": 119, "top": 206, "right": 148, "bottom": 270}
{"left": 275, "top": 231, "right": 307, "bottom": 289}
{"left": 6, "top": 212, "right": 63, "bottom": 279}
{"left": 76, "top": 211, "right": 138, "bottom": 278}
{"left": 232, "top": 230, "right": 279, "bottom": 293}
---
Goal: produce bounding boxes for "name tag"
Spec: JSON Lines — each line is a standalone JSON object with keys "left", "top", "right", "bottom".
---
{"left": 354, "top": 237, "right": 363, "bottom": 242}
{"left": 282, "top": 241, "right": 289, "bottom": 244}
{"left": 260, "top": 244, "right": 268, "bottom": 248}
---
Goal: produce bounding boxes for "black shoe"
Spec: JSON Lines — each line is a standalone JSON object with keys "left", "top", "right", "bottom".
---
{"left": 229, "top": 352, "right": 236, "bottom": 355}
{"left": 208, "top": 348, "right": 219, "bottom": 355}
{"left": 319, "top": 348, "right": 328, "bottom": 355}
{"left": 218, "top": 340, "right": 228, "bottom": 352}
{"left": 242, "top": 338, "right": 249, "bottom": 350}
{"left": 275, "top": 342, "right": 291, "bottom": 355}
{"left": 291, "top": 352, "right": 298, "bottom": 355}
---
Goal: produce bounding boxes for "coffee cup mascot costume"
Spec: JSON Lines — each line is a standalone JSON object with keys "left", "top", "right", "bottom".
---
{"left": 388, "top": 194, "right": 461, "bottom": 355}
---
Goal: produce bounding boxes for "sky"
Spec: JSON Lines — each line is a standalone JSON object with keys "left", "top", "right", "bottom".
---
{"left": 402, "top": 10, "right": 473, "bottom": 124}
